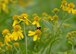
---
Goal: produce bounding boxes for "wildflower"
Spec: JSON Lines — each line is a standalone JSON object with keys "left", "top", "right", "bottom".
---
{"left": 66, "top": 31, "right": 76, "bottom": 45}
{"left": 11, "top": 25, "right": 24, "bottom": 41}
{"left": 42, "top": 12, "right": 49, "bottom": 20}
{"left": 66, "top": 31, "right": 76, "bottom": 40}
{"left": 6, "top": 45, "right": 12, "bottom": 50}
{"left": 32, "top": 15, "right": 40, "bottom": 27}
{"left": 2, "top": 29, "right": 12, "bottom": 45}
{"left": 72, "top": 9, "right": 76, "bottom": 14}
{"left": 12, "top": 15, "right": 19, "bottom": 27}
{"left": 60, "top": 0, "right": 67, "bottom": 11}
{"left": 48, "top": 15, "right": 52, "bottom": 21}
{"left": 18, "top": 13, "right": 31, "bottom": 25}
{"left": 1, "top": 0, "right": 9, "bottom": 13}
{"left": 28, "top": 29, "right": 41, "bottom": 41}
{"left": 0, "top": 42, "right": 4, "bottom": 47}
{"left": 4, "top": 34, "right": 12, "bottom": 45}
{"left": 68, "top": 3, "right": 75, "bottom": 8}
{"left": 66, "top": 33, "right": 73, "bottom": 40}
{"left": 47, "top": 15, "right": 58, "bottom": 22}
{"left": 42, "top": 12, "right": 48, "bottom": 17}
{"left": 52, "top": 14, "right": 58, "bottom": 22}
{"left": 13, "top": 42, "right": 19, "bottom": 47}
{"left": 2, "top": 29, "right": 10, "bottom": 36}
{"left": 66, "top": 3, "right": 75, "bottom": 13}
{"left": 52, "top": 8, "right": 59, "bottom": 13}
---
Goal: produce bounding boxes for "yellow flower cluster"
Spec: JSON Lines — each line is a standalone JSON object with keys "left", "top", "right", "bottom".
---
{"left": 2, "top": 25, "right": 24, "bottom": 45}
{"left": 0, "top": 0, "right": 76, "bottom": 53}
{"left": 42, "top": 12, "right": 59, "bottom": 24}
{"left": 66, "top": 31, "right": 76, "bottom": 45}
{"left": 12, "top": 13, "right": 41, "bottom": 27}
{"left": 13, "top": 13, "right": 31, "bottom": 26}
{"left": 66, "top": 31, "right": 76, "bottom": 40}
{"left": 0, "top": 0, "right": 75, "bottom": 49}
{"left": 1, "top": 13, "right": 41, "bottom": 45}
{"left": 61, "top": 0, "right": 76, "bottom": 14}
{"left": 13, "top": 13, "right": 41, "bottom": 41}
{"left": 1, "top": 13, "right": 30, "bottom": 45}
{"left": 48, "top": 14, "right": 59, "bottom": 23}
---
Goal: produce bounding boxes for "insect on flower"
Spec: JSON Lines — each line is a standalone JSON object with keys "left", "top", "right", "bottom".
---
{"left": 36, "top": 27, "right": 41, "bottom": 30}
{"left": 28, "top": 28, "right": 41, "bottom": 41}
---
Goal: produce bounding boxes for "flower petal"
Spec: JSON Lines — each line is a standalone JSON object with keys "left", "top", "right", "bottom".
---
{"left": 33, "top": 35, "right": 38, "bottom": 41}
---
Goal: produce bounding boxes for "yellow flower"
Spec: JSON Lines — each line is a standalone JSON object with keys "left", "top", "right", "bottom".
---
{"left": 66, "top": 31, "right": 76, "bottom": 40}
{"left": 1, "top": 1, "right": 9, "bottom": 13}
{"left": 60, "top": 0, "right": 67, "bottom": 11}
{"left": 68, "top": 3, "right": 75, "bottom": 8}
{"left": 28, "top": 29, "right": 41, "bottom": 41}
{"left": 42, "top": 12, "right": 48, "bottom": 17}
{"left": 2, "top": 29, "right": 12, "bottom": 45}
{"left": 52, "top": 14, "right": 58, "bottom": 22}
{"left": 12, "top": 15, "right": 19, "bottom": 27}
{"left": 13, "top": 24, "right": 21, "bottom": 31}
{"left": 11, "top": 25, "right": 24, "bottom": 41}
{"left": 6, "top": 45, "right": 12, "bottom": 50}
{"left": 2, "top": 29, "right": 10, "bottom": 36}
{"left": 66, "top": 3, "right": 75, "bottom": 13}
{"left": 32, "top": 16, "right": 40, "bottom": 27}
{"left": 4, "top": 34, "right": 11, "bottom": 45}
{"left": 48, "top": 15, "right": 53, "bottom": 21}
{"left": 13, "top": 42, "right": 19, "bottom": 47}
{"left": 52, "top": 8, "right": 59, "bottom": 13}
{"left": 11, "top": 31, "right": 24, "bottom": 41}
{"left": 0, "top": 42, "right": 4, "bottom": 47}
{"left": 72, "top": 9, "right": 76, "bottom": 14}
{"left": 18, "top": 13, "right": 31, "bottom": 25}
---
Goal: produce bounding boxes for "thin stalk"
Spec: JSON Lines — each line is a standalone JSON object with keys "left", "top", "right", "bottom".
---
{"left": 19, "top": 46, "right": 22, "bottom": 54}
{"left": 72, "top": 45, "right": 75, "bottom": 54}
{"left": 23, "top": 23, "right": 27, "bottom": 54}
{"left": 14, "top": 46, "right": 19, "bottom": 52}
{"left": 11, "top": 48, "right": 13, "bottom": 54}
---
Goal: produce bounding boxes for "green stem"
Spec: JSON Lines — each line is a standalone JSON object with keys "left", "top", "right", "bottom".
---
{"left": 72, "top": 45, "right": 75, "bottom": 54}
{"left": 12, "top": 48, "right": 13, "bottom": 54}
{"left": 19, "top": 46, "right": 22, "bottom": 54}
{"left": 14, "top": 46, "right": 19, "bottom": 52}
{"left": 23, "top": 23, "right": 27, "bottom": 54}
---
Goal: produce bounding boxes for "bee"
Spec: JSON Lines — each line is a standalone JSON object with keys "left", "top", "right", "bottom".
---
{"left": 36, "top": 27, "right": 41, "bottom": 30}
